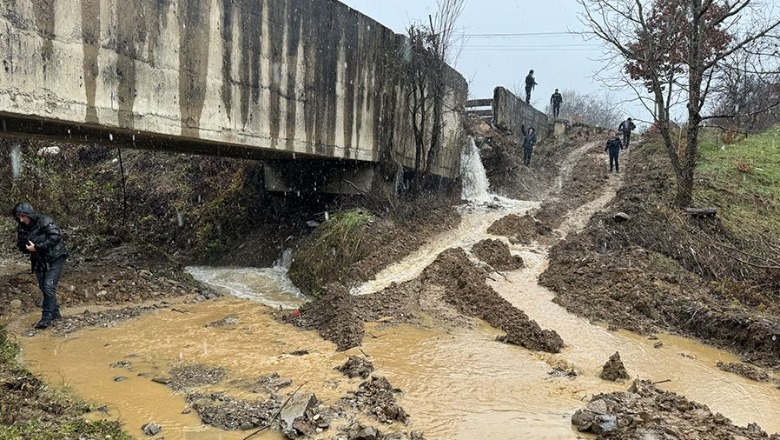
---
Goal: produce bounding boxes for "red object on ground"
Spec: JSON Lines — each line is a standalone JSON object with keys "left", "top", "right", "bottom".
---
{"left": 292, "top": 309, "right": 301, "bottom": 317}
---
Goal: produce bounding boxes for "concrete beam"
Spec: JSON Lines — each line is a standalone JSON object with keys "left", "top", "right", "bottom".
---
{"left": 0, "top": 0, "right": 467, "bottom": 178}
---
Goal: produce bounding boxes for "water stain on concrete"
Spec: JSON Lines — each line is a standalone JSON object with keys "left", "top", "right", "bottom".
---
{"left": 178, "top": 0, "right": 212, "bottom": 138}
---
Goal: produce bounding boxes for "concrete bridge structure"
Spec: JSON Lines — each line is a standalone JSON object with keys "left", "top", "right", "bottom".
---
{"left": 465, "top": 86, "right": 549, "bottom": 142}
{"left": 0, "top": 0, "right": 467, "bottom": 193}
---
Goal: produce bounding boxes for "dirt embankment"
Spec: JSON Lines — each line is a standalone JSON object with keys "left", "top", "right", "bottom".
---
{"left": 288, "top": 247, "right": 564, "bottom": 354}
{"left": 540, "top": 136, "right": 780, "bottom": 368}
{"left": 288, "top": 200, "right": 461, "bottom": 298}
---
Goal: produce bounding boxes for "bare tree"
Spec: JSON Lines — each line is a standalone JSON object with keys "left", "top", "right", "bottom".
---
{"left": 543, "top": 89, "right": 623, "bottom": 128}
{"left": 709, "top": 52, "right": 780, "bottom": 133}
{"left": 404, "top": 0, "right": 467, "bottom": 194}
{"left": 578, "top": 0, "right": 780, "bottom": 207}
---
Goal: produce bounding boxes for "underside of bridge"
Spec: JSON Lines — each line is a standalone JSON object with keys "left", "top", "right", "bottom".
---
{"left": 0, "top": 111, "right": 378, "bottom": 194}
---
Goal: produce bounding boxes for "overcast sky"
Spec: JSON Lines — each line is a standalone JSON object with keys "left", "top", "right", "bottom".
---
{"left": 339, "top": 0, "right": 647, "bottom": 124}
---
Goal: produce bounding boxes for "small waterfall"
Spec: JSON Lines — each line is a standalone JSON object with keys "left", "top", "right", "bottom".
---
{"left": 274, "top": 248, "right": 293, "bottom": 269}
{"left": 460, "top": 137, "right": 491, "bottom": 202}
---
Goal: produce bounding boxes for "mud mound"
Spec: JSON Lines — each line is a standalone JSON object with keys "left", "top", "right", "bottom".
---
{"left": 716, "top": 361, "right": 771, "bottom": 382}
{"left": 336, "top": 356, "right": 375, "bottom": 379}
{"left": 599, "top": 352, "right": 629, "bottom": 381}
{"left": 340, "top": 376, "right": 409, "bottom": 425}
{"left": 422, "top": 248, "right": 564, "bottom": 353}
{"left": 287, "top": 238, "right": 560, "bottom": 353}
{"left": 186, "top": 392, "right": 279, "bottom": 430}
{"left": 487, "top": 214, "right": 552, "bottom": 244}
{"left": 286, "top": 284, "right": 364, "bottom": 351}
{"left": 487, "top": 214, "right": 531, "bottom": 236}
{"left": 355, "top": 278, "right": 474, "bottom": 330}
{"left": 572, "top": 380, "right": 779, "bottom": 439}
{"left": 471, "top": 239, "right": 524, "bottom": 271}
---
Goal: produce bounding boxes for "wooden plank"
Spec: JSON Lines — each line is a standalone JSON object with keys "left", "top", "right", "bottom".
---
{"left": 465, "top": 99, "right": 493, "bottom": 108}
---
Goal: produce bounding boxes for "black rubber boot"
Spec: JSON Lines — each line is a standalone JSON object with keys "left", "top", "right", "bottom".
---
{"left": 34, "top": 312, "right": 54, "bottom": 329}
{"left": 34, "top": 318, "right": 52, "bottom": 329}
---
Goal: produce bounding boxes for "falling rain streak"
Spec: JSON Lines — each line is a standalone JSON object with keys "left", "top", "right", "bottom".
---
{"left": 10, "top": 143, "right": 22, "bottom": 179}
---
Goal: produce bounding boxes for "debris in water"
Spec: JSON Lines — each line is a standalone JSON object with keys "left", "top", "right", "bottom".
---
{"left": 599, "top": 351, "right": 629, "bottom": 381}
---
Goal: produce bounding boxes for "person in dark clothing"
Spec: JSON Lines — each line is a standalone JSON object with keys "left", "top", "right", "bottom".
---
{"left": 11, "top": 203, "right": 68, "bottom": 329}
{"left": 605, "top": 130, "right": 624, "bottom": 174}
{"left": 524, "top": 70, "right": 537, "bottom": 104}
{"left": 550, "top": 89, "right": 563, "bottom": 118}
{"left": 521, "top": 125, "right": 537, "bottom": 166}
{"left": 618, "top": 117, "right": 636, "bottom": 148}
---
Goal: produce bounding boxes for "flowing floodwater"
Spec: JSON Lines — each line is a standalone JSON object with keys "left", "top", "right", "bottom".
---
{"left": 14, "top": 140, "right": 780, "bottom": 439}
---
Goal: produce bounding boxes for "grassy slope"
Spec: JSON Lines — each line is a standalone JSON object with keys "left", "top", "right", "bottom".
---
{"left": 697, "top": 125, "right": 780, "bottom": 238}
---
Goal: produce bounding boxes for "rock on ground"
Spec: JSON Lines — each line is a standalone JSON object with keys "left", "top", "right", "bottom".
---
{"left": 572, "top": 380, "right": 780, "bottom": 439}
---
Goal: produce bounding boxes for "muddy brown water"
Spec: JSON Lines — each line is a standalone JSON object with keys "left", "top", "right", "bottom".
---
{"left": 11, "top": 145, "right": 780, "bottom": 439}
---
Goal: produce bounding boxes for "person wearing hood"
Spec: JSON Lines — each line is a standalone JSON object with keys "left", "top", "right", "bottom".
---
{"left": 605, "top": 130, "right": 624, "bottom": 174}
{"left": 520, "top": 125, "right": 537, "bottom": 167}
{"left": 10, "top": 202, "right": 68, "bottom": 329}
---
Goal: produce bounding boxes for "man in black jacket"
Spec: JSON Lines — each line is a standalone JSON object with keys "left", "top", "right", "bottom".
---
{"left": 618, "top": 117, "right": 636, "bottom": 148}
{"left": 11, "top": 203, "right": 68, "bottom": 329}
{"left": 550, "top": 89, "right": 563, "bottom": 118}
{"left": 524, "top": 70, "right": 537, "bottom": 104}
{"left": 605, "top": 130, "right": 624, "bottom": 174}
{"left": 521, "top": 125, "right": 537, "bottom": 166}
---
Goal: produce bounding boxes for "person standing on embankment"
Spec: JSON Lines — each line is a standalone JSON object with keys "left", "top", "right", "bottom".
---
{"left": 521, "top": 125, "right": 537, "bottom": 167}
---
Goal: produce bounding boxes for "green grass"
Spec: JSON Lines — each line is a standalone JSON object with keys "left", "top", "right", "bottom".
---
{"left": 0, "top": 419, "right": 133, "bottom": 440}
{"left": 0, "top": 326, "right": 18, "bottom": 365}
{"left": 288, "top": 209, "right": 374, "bottom": 297}
{"left": 696, "top": 125, "right": 780, "bottom": 235}
{"left": 699, "top": 125, "right": 780, "bottom": 191}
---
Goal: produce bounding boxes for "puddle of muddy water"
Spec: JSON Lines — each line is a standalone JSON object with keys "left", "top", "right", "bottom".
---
{"left": 19, "top": 299, "right": 337, "bottom": 440}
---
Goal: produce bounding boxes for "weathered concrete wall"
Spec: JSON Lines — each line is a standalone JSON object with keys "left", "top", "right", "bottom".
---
{"left": 492, "top": 87, "right": 548, "bottom": 141}
{"left": 0, "top": 0, "right": 467, "bottom": 178}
